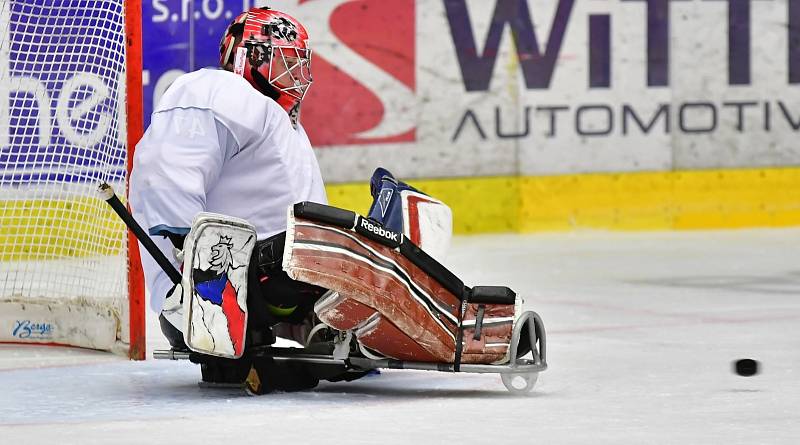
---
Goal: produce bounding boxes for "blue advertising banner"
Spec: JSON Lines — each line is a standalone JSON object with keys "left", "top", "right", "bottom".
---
{"left": 142, "top": 0, "right": 251, "bottom": 127}
{"left": 0, "top": 0, "right": 128, "bottom": 184}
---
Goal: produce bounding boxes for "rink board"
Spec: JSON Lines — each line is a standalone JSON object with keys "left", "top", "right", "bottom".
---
{"left": 139, "top": 1, "right": 800, "bottom": 181}
{"left": 2, "top": 166, "right": 795, "bottom": 263}
{"left": 327, "top": 166, "right": 799, "bottom": 234}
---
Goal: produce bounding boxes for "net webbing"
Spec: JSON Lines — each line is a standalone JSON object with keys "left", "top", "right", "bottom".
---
{"left": 0, "top": 0, "right": 131, "bottom": 350}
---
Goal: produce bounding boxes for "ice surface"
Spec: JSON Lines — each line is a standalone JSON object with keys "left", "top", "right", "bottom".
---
{"left": 2, "top": 229, "right": 799, "bottom": 444}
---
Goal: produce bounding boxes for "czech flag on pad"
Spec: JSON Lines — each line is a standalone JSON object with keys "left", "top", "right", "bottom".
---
{"left": 194, "top": 271, "right": 246, "bottom": 357}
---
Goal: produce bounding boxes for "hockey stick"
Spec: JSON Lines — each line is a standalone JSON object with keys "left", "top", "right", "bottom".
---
{"left": 98, "top": 183, "right": 182, "bottom": 285}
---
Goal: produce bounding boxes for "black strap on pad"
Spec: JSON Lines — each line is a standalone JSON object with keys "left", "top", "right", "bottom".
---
{"left": 473, "top": 304, "right": 486, "bottom": 341}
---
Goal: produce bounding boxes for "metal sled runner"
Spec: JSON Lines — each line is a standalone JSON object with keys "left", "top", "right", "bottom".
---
{"left": 154, "top": 310, "right": 546, "bottom": 394}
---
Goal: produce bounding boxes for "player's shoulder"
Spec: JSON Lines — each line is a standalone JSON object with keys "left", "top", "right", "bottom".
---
{"left": 157, "top": 69, "right": 245, "bottom": 109}
{"left": 156, "top": 68, "right": 280, "bottom": 116}
{"left": 174, "top": 68, "right": 245, "bottom": 92}
{"left": 155, "top": 68, "right": 292, "bottom": 143}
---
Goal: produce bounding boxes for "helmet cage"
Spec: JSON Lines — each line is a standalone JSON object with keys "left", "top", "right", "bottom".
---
{"left": 240, "top": 34, "right": 312, "bottom": 104}
{"left": 268, "top": 44, "right": 312, "bottom": 102}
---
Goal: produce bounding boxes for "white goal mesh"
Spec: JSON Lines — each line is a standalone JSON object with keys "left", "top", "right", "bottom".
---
{"left": 0, "top": 0, "right": 140, "bottom": 355}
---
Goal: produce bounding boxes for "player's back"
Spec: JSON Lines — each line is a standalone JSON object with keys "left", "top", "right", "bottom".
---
{"left": 137, "top": 68, "right": 326, "bottom": 240}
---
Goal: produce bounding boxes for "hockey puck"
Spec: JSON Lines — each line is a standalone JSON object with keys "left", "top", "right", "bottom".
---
{"left": 734, "top": 359, "right": 759, "bottom": 376}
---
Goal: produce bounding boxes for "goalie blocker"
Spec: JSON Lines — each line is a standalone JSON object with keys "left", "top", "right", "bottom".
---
{"left": 284, "top": 201, "right": 533, "bottom": 368}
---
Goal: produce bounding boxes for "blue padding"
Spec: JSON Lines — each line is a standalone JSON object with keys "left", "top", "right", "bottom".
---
{"left": 149, "top": 224, "right": 190, "bottom": 237}
{"left": 194, "top": 273, "right": 228, "bottom": 305}
{"left": 366, "top": 168, "right": 428, "bottom": 234}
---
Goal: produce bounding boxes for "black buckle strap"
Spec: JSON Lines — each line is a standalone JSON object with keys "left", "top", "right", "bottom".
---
{"left": 472, "top": 304, "right": 486, "bottom": 341}
{"left": 455, "top": 293, "right": 503, "bottom": 371}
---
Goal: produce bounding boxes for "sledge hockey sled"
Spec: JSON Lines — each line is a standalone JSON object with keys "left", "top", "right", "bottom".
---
{"left": 154, "top": 309, "right": 546, "bottom": 394}
{"left": 153, "top": 202, "right": 547, "bottom": 394}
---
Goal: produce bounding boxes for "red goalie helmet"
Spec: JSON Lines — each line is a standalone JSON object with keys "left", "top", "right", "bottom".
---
{"left": 219, "top": 7, "right": 312, "bottom": 126}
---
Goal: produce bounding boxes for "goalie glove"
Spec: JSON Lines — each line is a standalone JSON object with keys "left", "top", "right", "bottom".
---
{"left": 367, "top": 167, "right": 452, "bottom": 262}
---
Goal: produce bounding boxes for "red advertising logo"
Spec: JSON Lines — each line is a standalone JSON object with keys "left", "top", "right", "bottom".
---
{"left": 297, "top": 0, "right": 416, "bottom": 146}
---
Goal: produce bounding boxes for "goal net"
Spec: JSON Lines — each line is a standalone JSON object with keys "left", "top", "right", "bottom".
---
{"left": 0, "top": 0, "right": 144, "bottom": 358}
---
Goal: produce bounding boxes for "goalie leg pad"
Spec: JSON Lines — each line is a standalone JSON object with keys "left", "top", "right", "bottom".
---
{"left": 288, "top": 220, "right": 459, "bottom": 362}
{"left": 459, "top": 303, "right": 516, "bottom": 364}
{"left": 314, "top": 291, "right": 378, "bottom": 331}
{"left": 353, "top": 313, "right": 444, "bottom": 362}
{"left": 285, "top": 205, "right": 518, "bottom": 364}
{"left": 316, "top": 292, "right": 444, "bottom": 362}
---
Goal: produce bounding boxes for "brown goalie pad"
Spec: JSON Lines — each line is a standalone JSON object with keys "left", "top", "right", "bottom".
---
{"left": 282, "top": 202, "right": 518, "bottom": 364}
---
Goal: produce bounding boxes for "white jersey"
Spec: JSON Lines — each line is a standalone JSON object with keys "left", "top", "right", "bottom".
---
{"left": 130, "top": 68, "right": 327, "bottom": 316}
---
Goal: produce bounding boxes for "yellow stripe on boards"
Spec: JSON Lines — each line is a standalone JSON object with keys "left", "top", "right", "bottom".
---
{"left": 3, "top": 167, "right": 796, "bottom": 261}
{"left": 668, "top": 168, "right": 800, "bottom": 229}
{"left": 327, "top": 167, "right": 800, "bottom": 234}
{"left": 325, "top": 176, "right": 521, "bottom": 234}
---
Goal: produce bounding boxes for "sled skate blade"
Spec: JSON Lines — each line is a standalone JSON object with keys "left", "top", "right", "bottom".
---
{"left": 501, "top": 372, "right": 539, "bottom": 394}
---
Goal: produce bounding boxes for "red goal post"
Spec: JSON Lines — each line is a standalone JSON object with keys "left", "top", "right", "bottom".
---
{"left": 0, "top": 0, "right": 146, "bottom": 359}
{"left": 126, "top": 0, "right": 146, "bottom": 361}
